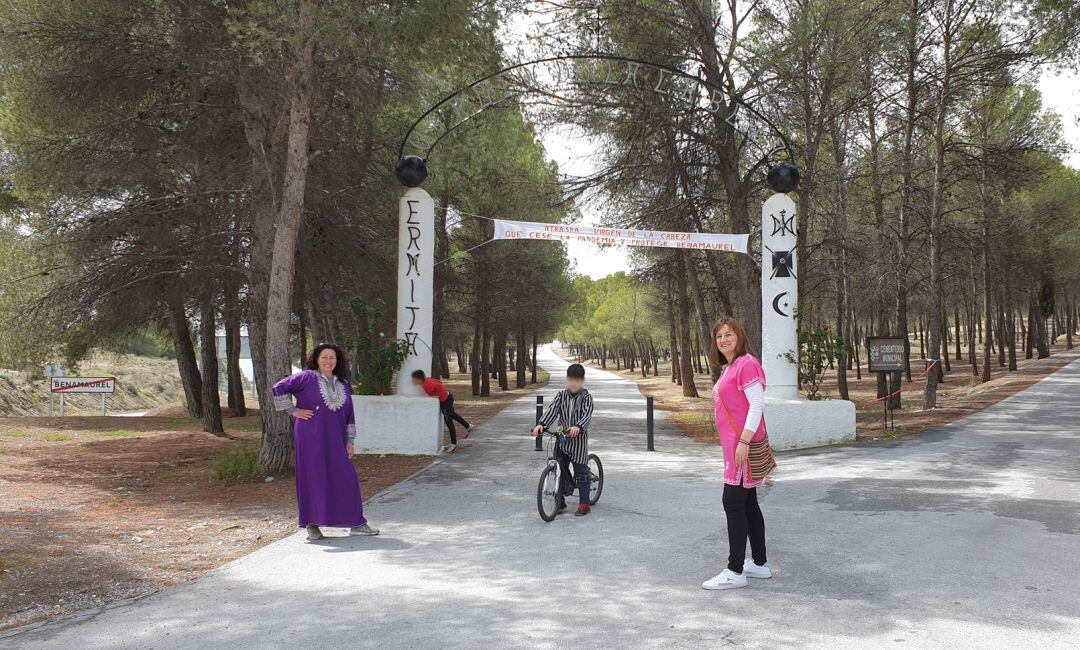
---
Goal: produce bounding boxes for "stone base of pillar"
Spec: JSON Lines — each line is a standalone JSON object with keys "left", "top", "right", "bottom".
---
{"left": 765, "top": 397, "right": 856, "bottom": 450}
{"left": 352, "top": 395, "right": 443, "bottom": 455}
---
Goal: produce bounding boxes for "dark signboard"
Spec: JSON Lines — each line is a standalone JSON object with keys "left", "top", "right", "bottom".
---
{"left": 867, "top": 337, "right": 907, "bottom": 373}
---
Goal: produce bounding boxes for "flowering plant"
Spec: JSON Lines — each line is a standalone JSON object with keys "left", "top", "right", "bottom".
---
{"left": 781, "top": 317, "right": 845, "bottom": 399}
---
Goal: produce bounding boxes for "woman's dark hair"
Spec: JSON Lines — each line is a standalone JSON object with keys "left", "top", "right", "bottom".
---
{"left": 708, "top": 317, "right": 754, "bottom": 368}
{"left": 305, "top": 343, "right": 350, "bottom": 383}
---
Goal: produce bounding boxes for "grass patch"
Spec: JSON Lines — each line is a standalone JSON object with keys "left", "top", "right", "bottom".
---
{"left": 3, "top": 431, "right": 34, "bottom": 438}
{"left": 210, "top": 444, "right": 264, "bottom": 484}
{"left": 225, "top": 419, "right": 262, "bottom": 432}
{"left": 98, "top": 429, "right": 140, "bottom": 438}
{"left": 163, "top": 417, "right": 196, "bottom": 427}
{"left": 44, "top": 433, "right": 72, "bottom": 442}
{"left": 673, "top": 411, "right": 712, "bottom": 423}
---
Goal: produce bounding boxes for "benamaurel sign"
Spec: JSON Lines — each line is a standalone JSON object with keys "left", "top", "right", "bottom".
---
{"left": 50, "top": 377, "right": 116, "bottom": 394}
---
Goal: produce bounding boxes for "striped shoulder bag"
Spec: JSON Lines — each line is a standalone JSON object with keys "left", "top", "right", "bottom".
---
{"left": 717, "top": 395, "right": 777, "bottom": 480}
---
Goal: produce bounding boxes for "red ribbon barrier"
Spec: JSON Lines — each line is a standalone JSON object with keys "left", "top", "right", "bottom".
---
{"left": 861, "top": 359, "right": 939, "bottom": 405}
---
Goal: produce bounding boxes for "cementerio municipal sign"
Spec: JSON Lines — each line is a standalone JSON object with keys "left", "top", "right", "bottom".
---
{"left": 867, "top": 337, "right": 907, "bottom": 373}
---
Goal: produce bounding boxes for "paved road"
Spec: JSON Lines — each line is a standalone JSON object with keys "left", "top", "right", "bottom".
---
{"left": 5, "top": 347, "right": 1080, "bottom": 648}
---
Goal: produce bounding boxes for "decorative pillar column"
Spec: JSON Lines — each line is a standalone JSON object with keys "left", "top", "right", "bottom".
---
{"left": 760, "top": 187, "right": 799, "bottom": 400}
{"left": 394, "top": 156, "right": 434, "bottom": 396}
{"left": 756, "top": 163, "right": 856, "bottom": 451}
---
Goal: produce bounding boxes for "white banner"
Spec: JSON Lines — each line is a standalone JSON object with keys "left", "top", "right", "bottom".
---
{"left": 492, "top": 219, "right": 749, "bottom": 254}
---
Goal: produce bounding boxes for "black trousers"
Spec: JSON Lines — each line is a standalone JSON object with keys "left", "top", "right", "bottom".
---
{"left": 440, "top": 395, "right": 470, "bottom": 444}
{"left": 722, "top": 483, "right": 767, "bottom": 573}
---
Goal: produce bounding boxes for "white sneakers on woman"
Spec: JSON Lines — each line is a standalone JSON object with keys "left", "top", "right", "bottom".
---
{"left": 701, "top": 561, "right": 773, "bottom": 590}
{"left": 701, "top": 569, "right": 747, "bottom": 590}
{"left": 742, "top": 560, "right": 772, "bottom": 579}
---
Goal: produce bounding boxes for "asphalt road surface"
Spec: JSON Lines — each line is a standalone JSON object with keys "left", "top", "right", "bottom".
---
{"left": 4, "top": 346, "right": 1079, "bottom": 648}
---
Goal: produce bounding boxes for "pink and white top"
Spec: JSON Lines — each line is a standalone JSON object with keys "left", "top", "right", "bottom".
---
{"left": 712, "top": 353, "right": 767, "bottom": 488}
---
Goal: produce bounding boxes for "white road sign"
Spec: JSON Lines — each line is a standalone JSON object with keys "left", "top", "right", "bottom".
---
{"left": 50, "top": 377, "right": 116, "bottom": 394}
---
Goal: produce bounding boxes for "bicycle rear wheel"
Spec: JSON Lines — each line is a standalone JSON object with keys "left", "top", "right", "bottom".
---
{"left": 587, "top": 454, "right": 604, "bottom": 505}
{"left": 537, "top": 464, "right": 560, "bottom": 522}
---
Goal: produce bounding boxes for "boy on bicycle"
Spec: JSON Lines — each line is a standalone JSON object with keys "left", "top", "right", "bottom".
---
{"left": 531, "top": 363, "right": 595, "bottom": 516}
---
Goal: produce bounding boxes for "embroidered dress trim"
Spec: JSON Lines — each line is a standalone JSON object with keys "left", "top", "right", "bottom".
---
{"left": 317, "top": 372, "right": 347, "bottom": 411}
{"left": 273, "top": 395, "right": 294, "bottom": 412}
{"left": 738, "top": 376, "right": 763, "bottom": 391}
{"left": 346, "top": 423, "right": 356, "bottom": 441}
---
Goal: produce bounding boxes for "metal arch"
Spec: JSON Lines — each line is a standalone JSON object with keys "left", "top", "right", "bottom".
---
{"left": 397, "top": 53, "right": 794, "bottom": 164}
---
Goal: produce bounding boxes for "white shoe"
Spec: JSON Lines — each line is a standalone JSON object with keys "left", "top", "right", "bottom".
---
{"left": 442, "top": 444, "right": 456, "bottom": 453}
{"left": 701, "top": 569, "right": 747, "bottom": 590}
{"left": 742, "top": 560, "right": 772, "bottom": 579}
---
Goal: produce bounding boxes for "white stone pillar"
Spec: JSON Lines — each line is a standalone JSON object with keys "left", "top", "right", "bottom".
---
{"left": 396, "top": 187, "right": 435, "bottom": 395}
{"left": 760, "top": 192, "right": 799, "bottom": 400}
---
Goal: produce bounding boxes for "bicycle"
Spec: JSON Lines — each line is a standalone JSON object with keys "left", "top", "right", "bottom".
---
{"left": 535, "top": 428, "right": 604, "bottom": 522}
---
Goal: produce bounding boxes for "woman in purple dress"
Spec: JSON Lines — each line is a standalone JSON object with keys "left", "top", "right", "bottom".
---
{"left": 273, "top": 343, "right": 380, "bottom": 541}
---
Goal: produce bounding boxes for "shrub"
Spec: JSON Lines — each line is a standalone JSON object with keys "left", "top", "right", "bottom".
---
{"left": 343, "top": 297, "right": 412, "bottom": 395}
{"left": 782, "top": 317, "right": 845, "bottom": 400}
{"left": 210, "top": 444, "right": 264, "bottom": 484}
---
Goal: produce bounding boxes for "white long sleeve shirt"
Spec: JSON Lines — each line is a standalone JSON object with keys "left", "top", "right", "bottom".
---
{"left": 742, "top": 381, "right": 765, "bottom": 434}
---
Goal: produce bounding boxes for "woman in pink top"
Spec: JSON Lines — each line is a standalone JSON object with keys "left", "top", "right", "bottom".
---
{"left": 702, "top": 317, "right": 773, "bottom": 591}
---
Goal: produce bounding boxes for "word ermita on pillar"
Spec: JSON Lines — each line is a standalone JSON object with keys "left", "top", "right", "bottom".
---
{"left": 395, "top": 156, "right": 434, "bottom": 395}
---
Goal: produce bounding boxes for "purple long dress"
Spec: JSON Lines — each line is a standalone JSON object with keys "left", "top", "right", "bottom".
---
{"left": 272, "top": 370, "right": 367, "bottom": 528}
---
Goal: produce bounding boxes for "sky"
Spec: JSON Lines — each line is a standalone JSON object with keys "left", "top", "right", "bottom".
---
{"left": 502, "top": 11, "right": 1080, "bottom": 281}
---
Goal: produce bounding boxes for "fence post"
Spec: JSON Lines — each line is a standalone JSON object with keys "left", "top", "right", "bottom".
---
{"left": 646, "top": 396, "right": 654, "bottom": 451}
{"left": 534, "top": 395, "right": 544, "bottom": 450}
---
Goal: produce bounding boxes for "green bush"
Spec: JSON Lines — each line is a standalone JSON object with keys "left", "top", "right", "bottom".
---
{"left": 210, "top": 444, "right": 264, "bottom": 484}
{"left": 101, "top": 329, "right": 174, "bottom": 358}
{"left": 343, "top": 297, "right": 412, "bottom": 396}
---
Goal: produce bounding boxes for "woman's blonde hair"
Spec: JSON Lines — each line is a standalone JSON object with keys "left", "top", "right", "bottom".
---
{"left": 708, "top": 317, "right": 754, "bottom": 368}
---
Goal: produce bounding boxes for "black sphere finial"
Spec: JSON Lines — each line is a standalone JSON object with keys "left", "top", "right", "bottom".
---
{"left": 395, "top": 155, "right": 428, "bottom": 187}
{"left": 766, "top": 162, "right": 800, "bottom": 194}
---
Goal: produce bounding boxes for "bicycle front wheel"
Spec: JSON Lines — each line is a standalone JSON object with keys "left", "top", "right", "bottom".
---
{"left": 537, "top": 464, "right": 560, "bottom": 522}
{"left": 587, "top": 454, "right": 604, "bottom": 505}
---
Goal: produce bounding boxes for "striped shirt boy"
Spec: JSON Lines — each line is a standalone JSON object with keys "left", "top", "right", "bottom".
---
{"left": 538, "top": 386, "right": 594, "bottom": 465}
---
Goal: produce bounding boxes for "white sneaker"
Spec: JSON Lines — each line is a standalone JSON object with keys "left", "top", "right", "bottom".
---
{"left": 701, "top": 569, "right": 747, "bottom": 590}
{"left": 442, "top": 444, "right": 456, "bottom": 453}
{"left": 742, "top": 560, "right": 772, "bottom": 579}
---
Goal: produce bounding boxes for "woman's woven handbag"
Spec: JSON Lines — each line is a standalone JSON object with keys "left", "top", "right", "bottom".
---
{"left": 718, "top": 396, "right": 777, "bottom": 480}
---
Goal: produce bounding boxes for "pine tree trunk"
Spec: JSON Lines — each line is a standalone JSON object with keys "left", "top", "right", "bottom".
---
{"left": 531, "top": 331, "right": 538, "bottom": 384}
{"left": 199, "top": 300, "right": 224, "bottom": 435}
{"left": 498, "top": 333, "right": 509, "bottom": 391}
{"left": 244, "top": 0, "right": 318, "bottom": 472}
{"left": 470, "top": 318, "right": 481, "bottom": 396}
{"left": 224, "top": 301, "right": 246, "bottom": 417}
{"left": 676, "top": 263, "right": 699, "bottom": 398}
{"left": 667, "top": 286, "right": 680, "bottom": 385}
{"left": 166, "top": 296, "right": 204, "bottom": 419}
{"left": 480, "top": 321, "right": 491, "bottom": 397}
{"left": 1023, "top": 302, "right": 1033, "bottom": 359}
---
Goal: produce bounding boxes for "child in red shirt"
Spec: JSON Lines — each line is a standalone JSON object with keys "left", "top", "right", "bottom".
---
{"left": 411, "top": 370, "right": 475, "bottom": 452}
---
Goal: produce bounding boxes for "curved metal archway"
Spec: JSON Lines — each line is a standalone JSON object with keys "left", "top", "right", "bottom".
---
{"left": 394, "top": 53, "right": 795, "bottom": 187}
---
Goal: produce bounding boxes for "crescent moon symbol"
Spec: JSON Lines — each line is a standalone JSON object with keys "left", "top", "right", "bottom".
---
{"left": 772, "top": 291, "right": 791, "bottom": 318}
